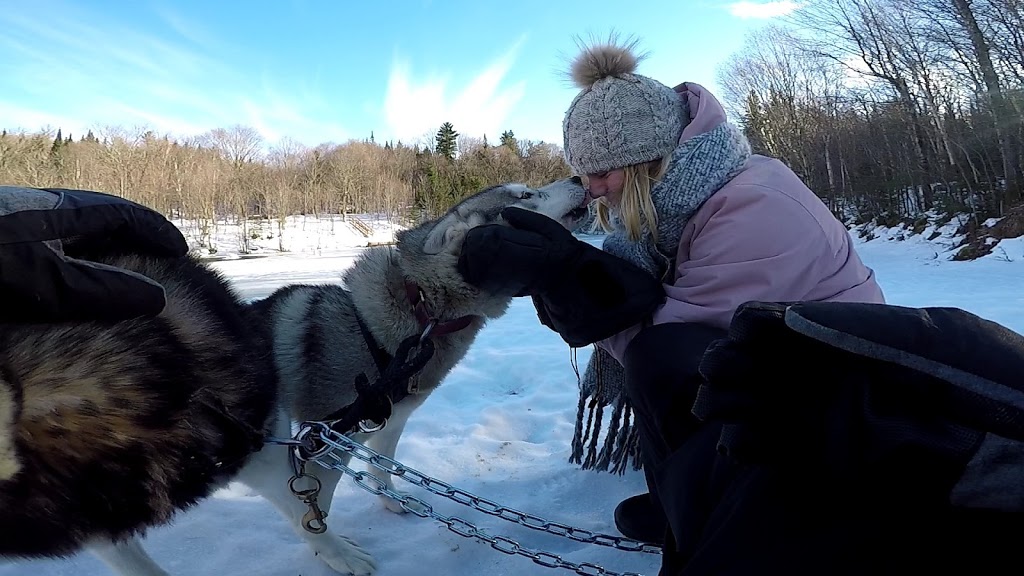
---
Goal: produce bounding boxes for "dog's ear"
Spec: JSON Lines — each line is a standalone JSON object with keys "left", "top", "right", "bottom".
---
{"left": 422, "top": 213, "right": 471, "bottom": 255}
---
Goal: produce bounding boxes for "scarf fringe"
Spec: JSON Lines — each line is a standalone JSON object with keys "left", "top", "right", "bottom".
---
{"left": 568, "top": 390, "right": 643, "bottom": 474}
{"left": 569, "top": 346, "right": 644, "bottom": 475}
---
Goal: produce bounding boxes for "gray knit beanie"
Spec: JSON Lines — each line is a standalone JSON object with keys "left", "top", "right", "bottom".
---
{"left": 562, "top": 41, "right": 688, "bottom": 176}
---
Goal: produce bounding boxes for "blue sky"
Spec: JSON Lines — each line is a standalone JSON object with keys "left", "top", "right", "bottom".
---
{"left": 0, "top": 0, "right": 800, "bottom": 149}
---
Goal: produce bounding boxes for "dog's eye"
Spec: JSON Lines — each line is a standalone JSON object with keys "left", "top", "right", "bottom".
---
{"left": 519, "top": 191, "right": 533, "bottom": 199}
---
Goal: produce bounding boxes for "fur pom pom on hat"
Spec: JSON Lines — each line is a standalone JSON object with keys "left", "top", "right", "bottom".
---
{"left": 570, "top": 43, "right": 640, "bottom": 89}
{"left": 562, "top": 39, "right": 688, "bottom": 176}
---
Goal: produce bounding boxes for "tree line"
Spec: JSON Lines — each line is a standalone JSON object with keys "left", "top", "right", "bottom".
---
{"left": 718, "top": 0, "right": 1024, "bottom": 229}
{"left": 0, "top": 123, "right": 569, "bottom": 251}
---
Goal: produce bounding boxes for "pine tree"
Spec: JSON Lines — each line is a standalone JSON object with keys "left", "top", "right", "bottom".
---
{"left": 500, "top": 130, "right": 518, "bottom": 155}
{"left": 51, "top": 129, "right": 64, "bottom": 155}
{"left": 49, "top": 128, "right": 67, "bottom": 173}
{"left": 435, "top": 122, "right": 458, "bottom": 161}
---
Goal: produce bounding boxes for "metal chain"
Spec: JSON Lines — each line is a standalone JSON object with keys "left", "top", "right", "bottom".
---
{"left": 304, "top": 422, "right": 662, "bottom": 555}
{"left": 293, "top": 422, "right": 658, "bottom": 576}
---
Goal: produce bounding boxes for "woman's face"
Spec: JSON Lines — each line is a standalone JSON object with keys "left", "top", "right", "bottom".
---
{"left": 584, "top": 169, "right": 625, "bottom": 207}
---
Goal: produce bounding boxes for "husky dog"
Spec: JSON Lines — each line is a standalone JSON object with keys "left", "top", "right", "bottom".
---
{"left": 1, "top": 177, "right": 587, "bottom": 576}
{"left": 0, "top": 253, "right": 278, "bottom": 575}
{"left": 222, "top": 176, "right": 589, "bottom": 576}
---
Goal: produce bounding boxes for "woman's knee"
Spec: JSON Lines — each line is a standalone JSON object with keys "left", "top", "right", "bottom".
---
{"left": 622, "top": 322, "right": 727, "bottom": 389}
{"left": 621, "top": 322, "right": 728, "bottom": 424}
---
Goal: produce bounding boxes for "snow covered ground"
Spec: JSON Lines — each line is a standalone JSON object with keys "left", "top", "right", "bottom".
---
{"left": 2, "top": 213, "right": 1023, "bottom": 576}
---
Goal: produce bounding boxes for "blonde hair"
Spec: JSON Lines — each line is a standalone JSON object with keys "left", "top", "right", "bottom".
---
{"left": 588, "top": 157, "right": 670, "bottom": 242}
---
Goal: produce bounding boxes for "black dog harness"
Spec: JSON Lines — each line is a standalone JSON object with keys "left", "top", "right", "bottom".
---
{"left": 316, "top": 279, "right": 478, "bottom": 437}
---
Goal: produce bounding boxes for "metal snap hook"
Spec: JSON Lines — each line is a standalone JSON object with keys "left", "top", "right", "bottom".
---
{"left": 358, "top": 417, "right": 388, "bottom": 433}
{"left": 419, "top": 319, "right": 437, "bottom": 344}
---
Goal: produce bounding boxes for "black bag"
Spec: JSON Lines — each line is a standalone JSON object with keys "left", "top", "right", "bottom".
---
{"left": 651, "top": 300, "right": 1024, "bottom": 575}
{"left": 695, "top": 300, "right": 1024, "bottom": 511}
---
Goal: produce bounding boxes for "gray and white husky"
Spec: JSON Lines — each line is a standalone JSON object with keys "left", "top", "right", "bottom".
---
{"left": 0, "top": 177, "right": 587, "bottom": 576}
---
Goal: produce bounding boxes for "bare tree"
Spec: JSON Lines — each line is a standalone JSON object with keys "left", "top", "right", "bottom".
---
{"left": 202, "top": 125, "right": 264, "bottom": 169}
{"left": 791, "top": 0, "right": 939, "bottom": 209}
{"left": 949, "top": 0, "right": 1021, "bottom": 206}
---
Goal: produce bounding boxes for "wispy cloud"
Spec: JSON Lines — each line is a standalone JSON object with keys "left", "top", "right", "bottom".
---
{"left": 0, "top": 1, "right": 349, "bottom": 147}
{"left": 382, "top": 38, "right": 528, "bottom": 144}
{"left": 727, "top": 1, "right": 802, "bottom": 19}
{"left": 152, "top": 2, "right": 222, "bottom": 51}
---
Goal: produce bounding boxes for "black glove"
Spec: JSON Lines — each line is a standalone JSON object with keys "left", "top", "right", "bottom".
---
{"left": 0, "top": 187, "right": 188, "bottom": 258}
{"left": 0, "top": 187, "right": 189, "bottom": 323}
{"left": 458, "top": 207, "right": 665, "bottom": 347}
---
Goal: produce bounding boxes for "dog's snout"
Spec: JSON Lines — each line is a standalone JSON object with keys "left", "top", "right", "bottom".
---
{"left": 570, "top": 175, "right": 583, "bottom": 185}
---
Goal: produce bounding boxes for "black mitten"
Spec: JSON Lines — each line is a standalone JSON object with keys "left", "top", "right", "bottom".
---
{"left": 0, "top": 186, "right": 188, "bottom": 323}
{"left": 0, "top": 187, "right": 188, "bottom": 258}
{"left": 527, "top": 237, "right": 665, "bottom": 348}
{"left": 456, "top": 207, "right": 585, "bottom": 297}
{"left": 0, "top": 242, "right": 171, "bottom": 323}
{"left": 458, "top": 207, "right": 665, "bottom": 347}
{"left": 694, "top": 300, "right": 1024, "bottom": 509}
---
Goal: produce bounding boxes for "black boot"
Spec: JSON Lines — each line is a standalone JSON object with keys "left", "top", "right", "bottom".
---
{"left": 614, "top": 492, "right": 667, "bottom": 545}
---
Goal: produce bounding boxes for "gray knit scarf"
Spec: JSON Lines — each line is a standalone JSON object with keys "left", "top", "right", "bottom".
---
{"left": 569, "top": 122, "right": 752, "bottom": 473}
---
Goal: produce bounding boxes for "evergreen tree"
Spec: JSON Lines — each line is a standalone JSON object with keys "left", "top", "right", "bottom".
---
{"left": 435, "top": 122, "right": 458, "bottom": 161}
{"left": 51, "top": 129, "right": 64, "bottom": 154}
{"left": 49, "top": 128, "right": 67, "bottom": 172}
{"left": 500, "top": 130, "right": 518, "bottom": 155}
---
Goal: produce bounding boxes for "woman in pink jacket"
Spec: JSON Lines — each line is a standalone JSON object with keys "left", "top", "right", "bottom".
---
{"left": 458, "top": 39, "right": 886, "bottom": 574}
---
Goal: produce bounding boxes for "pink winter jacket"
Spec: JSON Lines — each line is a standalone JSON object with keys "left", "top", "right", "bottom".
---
{"left": 597, "top": 82, "right": 886, "bottom": 363}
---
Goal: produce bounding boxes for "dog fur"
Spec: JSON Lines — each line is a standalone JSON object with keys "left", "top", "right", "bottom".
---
{"left": 0, "top": 253, "right": 277, "bottom": 563}
{"left": 0, "top": 177, "right": 587, "bottom": 576}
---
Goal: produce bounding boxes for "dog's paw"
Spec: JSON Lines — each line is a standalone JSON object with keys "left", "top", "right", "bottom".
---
{"left": 379, "top": 491, "right": 428, "bottom": 515}
{"left": 313, "top": 534, "right": 377, "bottom": 576}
